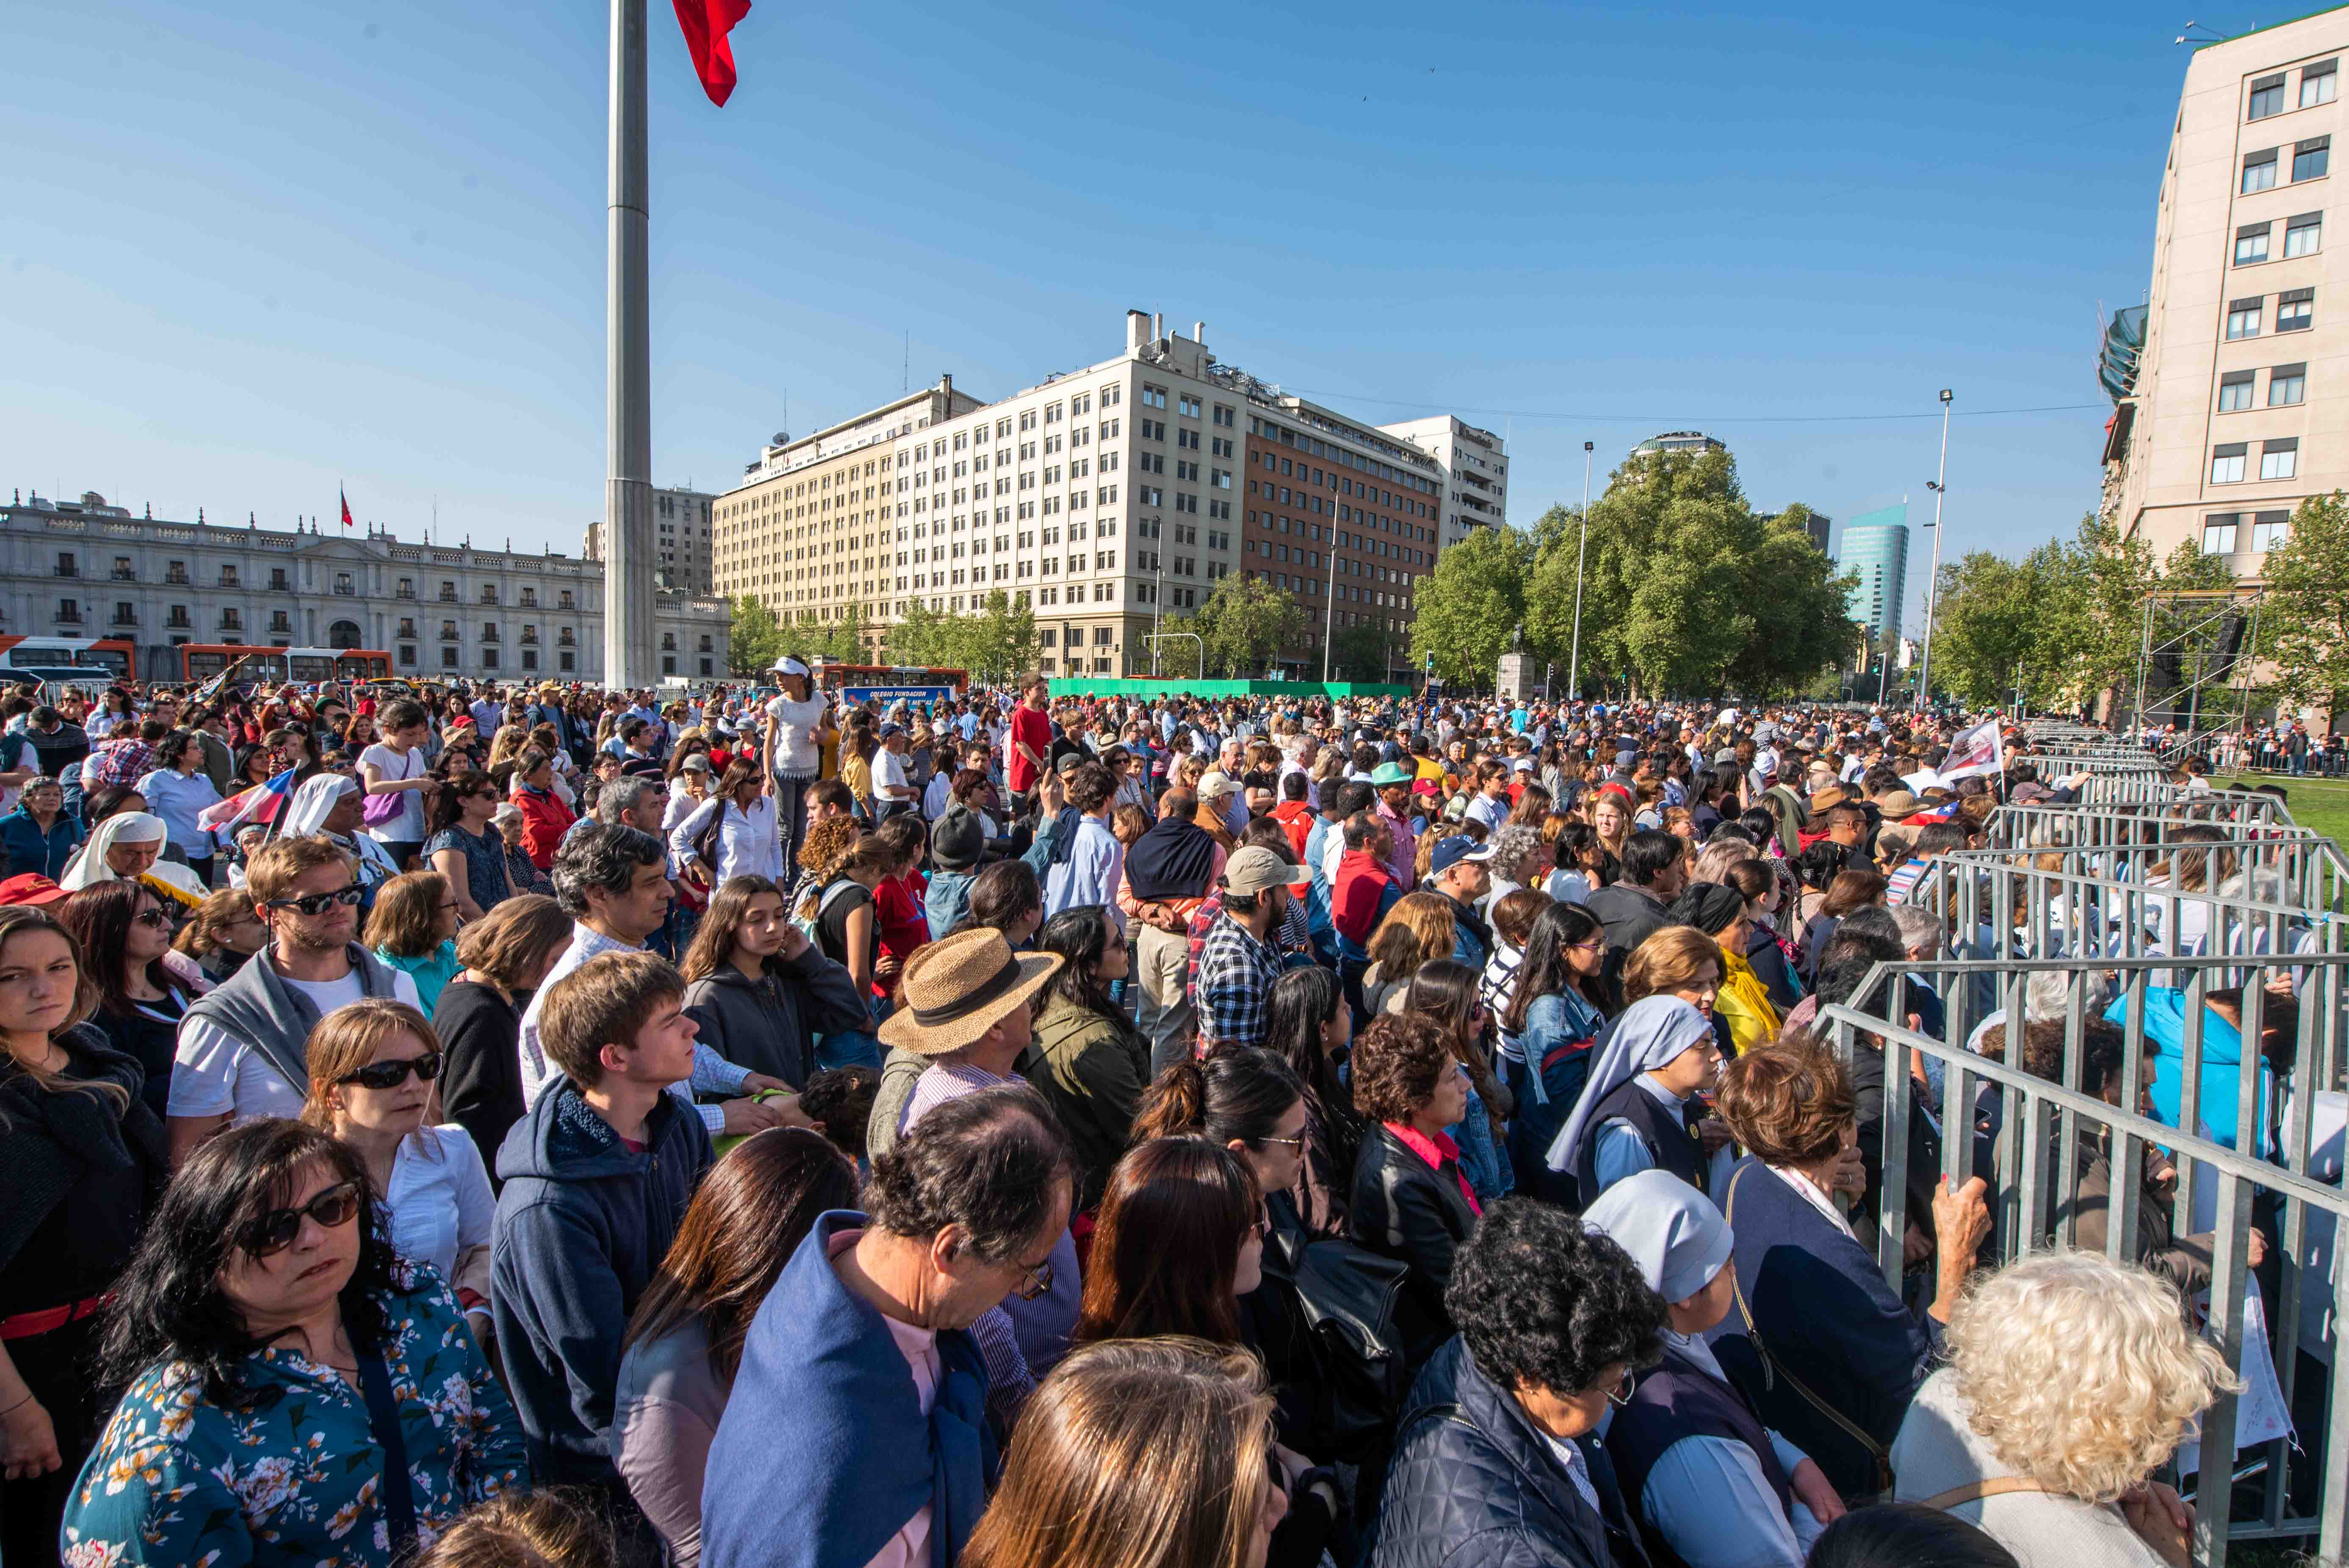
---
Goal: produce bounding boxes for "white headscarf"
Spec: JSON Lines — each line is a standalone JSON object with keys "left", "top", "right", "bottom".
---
{"left": 59, "top": 810, "right": 211, "bottom": 905}
{"left": 59, "top": 811, "right": 169, "bottom": 891}
{"left": 1545, "top": 996, "right": 1714, "bottom": 1174}
{"left": 277, "top": 774, "right": 358, "bottom": 838}
{"left": 1582, "top": 1169, "right": 1736, "bottom": 1304}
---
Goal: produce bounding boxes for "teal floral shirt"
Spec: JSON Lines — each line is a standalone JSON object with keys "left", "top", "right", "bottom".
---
{"left": 60, "top": 1261, "right": 526, "bottom": 1567}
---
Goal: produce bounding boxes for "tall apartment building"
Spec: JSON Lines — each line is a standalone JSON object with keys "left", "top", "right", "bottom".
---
{"left": 584, "top": 484, "right": 716, "bottom": 594}
{"left": 1837, "top": 504, "right": 1910, "bottom": 668}
{"left": 1380, "top": 415, "right": 1508, "bottom": 545}
{"left": 710, "top": 312, "right": 1458, "bottom": 679}
{"left": 2104, "top": 10, "right": 2347, "bottom": 574}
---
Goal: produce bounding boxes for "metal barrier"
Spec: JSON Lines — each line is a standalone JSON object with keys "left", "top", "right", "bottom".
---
{"left": 1818, "top": 949, "right": 2349, "bottom": 1562}
{"left": 1947, "top": 836, "right": 2349, "bottom": 924}
{"left": 1989, "top": 796, "right": 2299, "bottom": 850}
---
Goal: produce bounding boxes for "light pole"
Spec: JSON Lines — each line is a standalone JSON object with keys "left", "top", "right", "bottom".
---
{"left": 1320, "top": 517, "right": 1340, "bottom": 683}
{"left": 1567, "top": 440, "right": 1593, "bottom": 700}
{"left": 1915, "top": 389, "right": 1953, "bottom": 710}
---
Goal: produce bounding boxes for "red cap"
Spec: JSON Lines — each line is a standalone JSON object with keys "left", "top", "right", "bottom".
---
{"left": 0, "top": 874, "right": 69, "bottom": 906}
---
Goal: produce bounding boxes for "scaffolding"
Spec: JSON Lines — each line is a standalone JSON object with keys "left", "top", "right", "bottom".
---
{"left": 2132, "top": 586, "right": 2268, "bottom": 763}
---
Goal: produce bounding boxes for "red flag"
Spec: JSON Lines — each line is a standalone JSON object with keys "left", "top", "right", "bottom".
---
{"left": 339, "top": 487, "right": 353, "bottom": 530}
{"left": 673, "top": 0, "right": 752, "bottom": 106}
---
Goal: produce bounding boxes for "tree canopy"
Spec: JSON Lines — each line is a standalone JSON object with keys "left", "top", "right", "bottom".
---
{"left": 727, "top": 595, "right": 783, "bottom": 677}
{"left": 1414, "top": 446, "right": 1855, "bottom": 700}
{"left": 1191, "top": 575, "right": 1307, "bottom": 677}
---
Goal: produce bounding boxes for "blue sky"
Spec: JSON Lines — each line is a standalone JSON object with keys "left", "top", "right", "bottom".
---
{"left": 4, "top": 0, "right": 2203, "bottom": 631}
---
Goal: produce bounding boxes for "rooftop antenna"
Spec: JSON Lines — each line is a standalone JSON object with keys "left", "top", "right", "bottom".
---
{"left": 902, "top": 330, "right": 910, "bottom": 395}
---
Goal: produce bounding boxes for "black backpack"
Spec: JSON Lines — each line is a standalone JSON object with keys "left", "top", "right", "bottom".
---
{"left": 1255, "top": 1210, "right": 1412, "bottom": 1461}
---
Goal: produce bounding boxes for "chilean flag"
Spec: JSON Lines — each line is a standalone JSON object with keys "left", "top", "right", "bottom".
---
{"left": 199, "top": 766, "right": 297, "bottom": 838}
{"left": 674, "top": 0, "right": 752, "bottom": 105}
{"left": 340, "top": 488, "right": 353, "bottom": 531}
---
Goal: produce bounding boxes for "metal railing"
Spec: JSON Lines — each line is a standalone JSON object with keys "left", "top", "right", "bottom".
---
{"left": 1819, "top": 948, "right": 2349, "bottom": 1562}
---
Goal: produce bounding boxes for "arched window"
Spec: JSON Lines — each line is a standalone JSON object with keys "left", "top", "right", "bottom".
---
{"left": 328, "top": 619, "right": 362, "bottom": 649}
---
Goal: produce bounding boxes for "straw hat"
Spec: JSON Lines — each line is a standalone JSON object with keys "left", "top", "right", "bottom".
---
{"left": 879, "top": 927, "right": 1063, "bottom": 1056}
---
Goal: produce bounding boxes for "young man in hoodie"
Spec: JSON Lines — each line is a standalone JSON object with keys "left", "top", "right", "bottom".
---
{"left": 491, "top": 948, "right": 715, "bottom": 1505}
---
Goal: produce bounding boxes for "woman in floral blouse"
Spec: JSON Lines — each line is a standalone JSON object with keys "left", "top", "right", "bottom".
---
{"left": 59, "top": 1119, "right": 526, "bottom": 1566}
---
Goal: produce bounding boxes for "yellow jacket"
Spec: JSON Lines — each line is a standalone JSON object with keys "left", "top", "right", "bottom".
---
{"left": 1716, "top": 947, "right": 1781, "bottom": 1056}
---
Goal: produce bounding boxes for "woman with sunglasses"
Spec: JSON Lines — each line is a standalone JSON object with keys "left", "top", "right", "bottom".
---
{"left": 64, "top": 1118, "right": 525, "bottom": 1567}
{"left": 1498, "top": 900, "right": 1611, "bottom": 1207}
{"left": 426, "top": 768, "right": 516, "bottom": 924}
{"left": 300, "top": 999, "right": 496, "bottom": 1345}
{"left": 56, "top": 879, "right": 205, "bottom": 1124}
{"left": 0, "top": 906, "right": 167, "bottom": 1566}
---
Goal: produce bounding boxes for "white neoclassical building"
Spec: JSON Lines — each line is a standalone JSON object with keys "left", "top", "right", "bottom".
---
{"left": 0, "top": 489, "right": 730, "bottom": 685}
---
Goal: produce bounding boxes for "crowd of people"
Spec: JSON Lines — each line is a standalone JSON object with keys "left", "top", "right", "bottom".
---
{"left": 0, "top": 662, "right": 2290, "bottom": 1567}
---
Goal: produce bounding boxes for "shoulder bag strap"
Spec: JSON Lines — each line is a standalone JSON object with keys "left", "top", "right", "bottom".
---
{"left": 355, "top": 1345, "right": 419, "bottom": 1556}
{"left": 1723, "top": 1164, "right": 1896, "bottom": 1493}
{"left": 1917, "top": 1475, "right": 2056, "bottom": 1511}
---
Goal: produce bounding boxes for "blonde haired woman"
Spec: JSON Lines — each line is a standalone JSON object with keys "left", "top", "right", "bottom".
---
{"left": 300, "top": 998, "right": 495, "bottom": 1344}
{"left": 1892, "top": 1250, "right": 2234, "bottom": 1568}
{"left": 960, "top": 1337, "right": 1289, "bottom": 1568}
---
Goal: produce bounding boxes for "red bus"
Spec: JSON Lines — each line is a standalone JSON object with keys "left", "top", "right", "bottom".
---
{"left": 0, "top": 636, "right": 136, "bottom": 681}
{"left": 180, "top": 645, "right": 395, "bottom": 686}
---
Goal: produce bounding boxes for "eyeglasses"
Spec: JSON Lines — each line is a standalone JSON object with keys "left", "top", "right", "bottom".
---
{"left": 1013, "top": 1257, "right": 1055, "bottom": 1301}
{"left": 1257, "top": 1131, "right": 1306, "bottom": 1153}
{"left": 132, "top": 908, "right": 174, "bottom": 930}
{"left": 241, "top": 1179, "right": 363, "bottom": 1258}
{"left": 338, "top": 1050, "right": 443, "bottom": 1090}
{"left": 267, "top": 885, "right": 364, "bottom": 916}
{"left": 1605, "top": 1368, "right": 1639, "bottom": 1407}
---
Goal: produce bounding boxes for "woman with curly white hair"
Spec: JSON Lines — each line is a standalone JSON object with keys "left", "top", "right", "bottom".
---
{"left": 1890, "top": 1249, "right": 2238, "bottom": 1568}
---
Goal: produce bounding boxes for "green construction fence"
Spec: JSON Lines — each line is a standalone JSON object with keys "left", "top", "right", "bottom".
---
{"left": 1046, "top": 678, "right": 1412, "bottom": 700}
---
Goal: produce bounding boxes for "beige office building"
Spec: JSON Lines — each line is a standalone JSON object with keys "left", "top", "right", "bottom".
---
{"left": 710, "top": 311, "right": 1456, "bottom": 677}
{"left": 2105, "top": 10, "right": 2347, "bottom": 573}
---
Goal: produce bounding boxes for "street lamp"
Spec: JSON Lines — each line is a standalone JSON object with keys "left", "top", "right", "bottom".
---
{"left": 1321, "top": 514, "right": 1340, "bottom": 683}
{"left": 1567, "top": 440, "right": 1593, "bottom": 700}
{"left": 1915, "top": 389, "right": 1953, "bottom": 710}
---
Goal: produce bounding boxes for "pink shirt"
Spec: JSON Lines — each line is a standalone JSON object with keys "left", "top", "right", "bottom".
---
{"left": 1377, "top": 799, "right": 1417, "bottom": 891}
{"left": 827, "top": 1228, "right": 943, "bottom": 1568}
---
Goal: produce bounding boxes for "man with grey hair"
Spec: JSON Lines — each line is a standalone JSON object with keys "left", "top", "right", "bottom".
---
{"left": 515, "top": 821, "right": 790, "bottom": 1137}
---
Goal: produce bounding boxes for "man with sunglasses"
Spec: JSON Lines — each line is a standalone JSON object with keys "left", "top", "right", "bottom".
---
{"left": 165, "top": 836, "right": 422, "bottom": 1166}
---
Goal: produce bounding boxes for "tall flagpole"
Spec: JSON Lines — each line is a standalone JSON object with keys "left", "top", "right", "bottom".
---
{"left": 606, "top": 0, "right": 656, "bottom": 691}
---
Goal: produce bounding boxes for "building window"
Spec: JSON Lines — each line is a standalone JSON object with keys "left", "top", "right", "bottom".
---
{"left": 2296, "top": 136, "right": 2332, "bottom": 182}
{"left": 2260, "top": 437, "right": 2299, "bottom": 479}
{"left": 2250, "top": 72, "right": 2287, "bottom": 119}
{"left": 2228, "top": 299, "right": 2265, "bottom": 340}
{"left": 559, "top": 651, "right": 576, "bottom": 671}
{"left": 2252, "top": 511, "right": 2293, "bottom": 550}
{"left": 2244, "top": 149, "right": 2280, "bottom": 193}
{"left": 398, "top": 644, "right": 417, "bottom": 666}
{"left": 2305, "top": 58, "right": 2338, "bottom": 108}
{"left": 2219, "top": 371, "right": 2256, "bottom": 411}
{"left": 2286, "top": 212, "right": 2323, "bottom": 257}
{"left": 2279, "top": 287, "right": 2315, "bottom": 330}
{"left": 111, "top": 557, "right": 133, "bottom": 581}
{"left": 53, "top": 553, "right": 76, "bottom": 578}
{"left": 2236, "top": 223, "right": 2272, "bottom": 265}
{"left": 2270, "top": 362, "right": 2307, "bottom": 405}
{"left": 522, "top": 650, "right": 539, "bottom": 670}
{"left": 2212, "top": 443, "right": 2248, "bottom": 484}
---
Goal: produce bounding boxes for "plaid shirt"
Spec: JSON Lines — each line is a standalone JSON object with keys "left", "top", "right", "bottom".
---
{"left": 87, "top": 738, "right": 157, "bottom": 789}
{"left": 1191, "top": 908, "right": 1284, "bottom": 1051}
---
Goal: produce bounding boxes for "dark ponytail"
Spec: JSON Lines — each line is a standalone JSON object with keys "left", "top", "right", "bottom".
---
{"left": 1132, "top": 1048, "right": 1303, "bottom": 1150}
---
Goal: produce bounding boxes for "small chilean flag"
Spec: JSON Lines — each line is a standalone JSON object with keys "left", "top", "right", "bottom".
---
{"left": 674, "top": 0, "right": 752, "bottom": 105}
{"left": 340, "top": 487, "right": 353, "bottom": 530}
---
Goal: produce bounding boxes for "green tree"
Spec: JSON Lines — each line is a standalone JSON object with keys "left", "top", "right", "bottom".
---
{"left": 728, "top": 595, "right": 783, "bottom": 676}
{"left": 1412, "top": 525, "right": 1533, "bottom": 688}
{"left": 814, "top": 606, "right": 872, "bottom": 665}
{"left": 1725, "top": 509, "right": 1858, "bottom": 696}
{"left": 2264, "top": 490, "right": 2349, "bottom": 714}
{"left": 962, "top": 590, "right": 1038, "bottom": 686}
{"left": 1329, "top": 622, "right": 1393, "bottom": 683}
{"left": 884, "top": 602, "right": 955, "bottom": 666}
{"left": 1193, "top": 576, "right": 1306, "bottom": 676}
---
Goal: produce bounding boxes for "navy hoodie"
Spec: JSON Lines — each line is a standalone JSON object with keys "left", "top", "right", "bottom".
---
{"left": 490, "top": 1078, "right": 713, "bottom": 1484}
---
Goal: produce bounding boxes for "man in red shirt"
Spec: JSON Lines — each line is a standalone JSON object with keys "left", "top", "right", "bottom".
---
{"left": 1006, "top": 677, "right": 1054, "bottom": 818}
